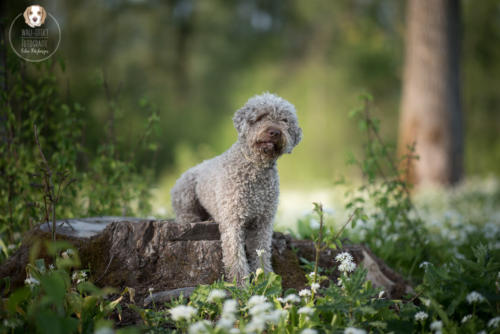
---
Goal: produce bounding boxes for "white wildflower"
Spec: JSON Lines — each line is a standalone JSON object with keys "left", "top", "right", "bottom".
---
{"left": 72, "top": 272, "right": 79, "bottom": 281}
{"left": 335, "top": 252, "right": 356, "bottom": 273}
{"left": 466, "top": 291, "right": 485, "bottom": 304}
{"left": 299, "top": 289, "right": 311, "bottom": 297}
{"left": 378, "top": 291, "right": 385, "bottom": 299}
{"left": 217, "top": 299, "right": 238, "bottom": 330}
{"left": 207, "top": 289, "right": 226, "bottom": 302}
{"left": 245, "top": 317, "right": 266, "bottom": 333}
{"left": 308, "top": 272, "right": 316, "bottom": 278}
{"left": 49, "top": 264, "right": 55, "bottom": 270}
{"left": 338, "top": 260, "right": 356, "bottom": 273}
{"left": 276, "top": 297, "right": 285, "bottom": 303}
{"left": 419, "top": 262, "right": 431, "bottom": 270}
{"left": 148, "top": 287, "right": 154, "bottom": 293}
{"left": 169, "top": 305, "right": 197, "bottom": 321}
{"left": 249, "top": 302, "right": 272, "bottom": 316}
{"left": 284, "top": 294, "right": 301, "bottom": 304}
{"left": 301, "top": 329, "right": 318, "bottom": 334}
{"left": 421, "top": 298, "right": 431, "bottom": 307}
{"left": 248, "top": 295, "right": 267, "bottom": 307}
{"left": 255, "top": 268, "right": 264, "bottom": 276}
{"left": 344, "top": 327, "right": 366, "bottom": 334}
{"left": 297, "top": 306, "right": 314, "bottom": 316}
{"left": 24, "top": 275, "right": 39, "bottom": 287}
{"left": 311, "top": 282, "right": 320, "bottom": 293}
{"left": 189, "top": 320, "right": 211, "bottom": 334}
{"left": 263, "top": 309, "right": 286, "bottom": 324}
{"left": 229, "top": 329, "right": 240, "bottom": 334}
{"left": 430, "top": 320, "right": 442, "bottom": 332}
{"left": 461, "top": 314, "right": 472, "bottom": 323}
{"left": 216, "top": 318, "right": 235, "bottom": 330}
{"left": 335, "top": 252, "right": 353, "bottom": 263}
{"left": 7, "top": 244, "right": 16, "bottom": 250}
{"left": 309, "top": 218, "right": 320, "bottom": 230}
{"left": 223, "top": 299, "right": 238, "bottom": 314}
{"left": 256, "top": 249, "right": 266, "bottom": 257}
{"left": 488, "top": 316, "right": 500, "bottom": 328}
{"left": 414, "top": 311, "right": 428, "bottom": 321}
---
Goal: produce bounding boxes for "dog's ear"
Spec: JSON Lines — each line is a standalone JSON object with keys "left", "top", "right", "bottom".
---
{"left": 285, "top": 125, "right": 302, "bottom": 153}
{"left": 232, "top": 106, "right": 250, "bottom": 135}
{"left": 293, "top": 126, "right": 303, "bottom": 148}
{"left": 40, "top": 6, "right": 47, "bottom": 24}
{"left": 23, "top": 6, "right": 31, "bottom": 25}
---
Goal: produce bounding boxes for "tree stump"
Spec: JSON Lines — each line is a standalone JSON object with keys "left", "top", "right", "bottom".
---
{"left": 0, "top": 217, "right": 412, "bottom": 305}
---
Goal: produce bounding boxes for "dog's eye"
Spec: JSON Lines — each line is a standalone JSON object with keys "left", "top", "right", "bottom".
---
{"left": 38, "top": 11, "right": 41, "bottom": 14}
{"left": 255, "top": 114, "right": 267, "bottom": 122}
{"left": 281, "top": 118, "right": 288, "bottom": 123}
{"left": 29, "top": 11, "right": 32, "bottom": 14}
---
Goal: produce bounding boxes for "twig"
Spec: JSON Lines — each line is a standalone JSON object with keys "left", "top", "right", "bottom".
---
{"left": 95, "top": 253, "right": 115, "bottom": 283}
{"left": 333, "top": 212, "right": 356, "bottom": 243}
{"left": 34, "top": 124, "right": 57, "bottom": 241}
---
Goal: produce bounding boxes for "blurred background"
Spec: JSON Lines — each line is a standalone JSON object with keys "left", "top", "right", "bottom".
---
{"left": 2, "top": 0, "right": 500, "bottom": 227}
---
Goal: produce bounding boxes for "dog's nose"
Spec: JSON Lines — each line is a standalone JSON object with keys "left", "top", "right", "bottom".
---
{"left": 33, "top": 17, "right": 38, "bottom": 21}
{"left": 267, "top": 127, "right": 281, "bottom": 138}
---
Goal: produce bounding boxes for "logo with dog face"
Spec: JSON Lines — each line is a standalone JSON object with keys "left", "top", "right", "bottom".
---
{"left": 24, "top": 5, "right": 47, "bottom": 28}
{"left": 9, "top": 5, "right": 60, "bottom": 62}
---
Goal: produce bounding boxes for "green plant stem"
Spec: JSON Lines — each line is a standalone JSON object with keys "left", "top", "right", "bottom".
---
{"left": 313, "top": 203, "right": 324, "bottom": 287}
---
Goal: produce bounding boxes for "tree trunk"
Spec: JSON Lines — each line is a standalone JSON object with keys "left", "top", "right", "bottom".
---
{"left": 398, "top": 0, "right": 463, "bottom": 187}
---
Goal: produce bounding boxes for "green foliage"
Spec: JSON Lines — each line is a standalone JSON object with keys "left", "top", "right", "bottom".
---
{"left": 0, "top": 54, "right": 159, "bottom": 261}
{"left": 0, "top": 242, "right": 134, "bottom": 334}
{"left": 416, "top": 244, "right": 500, "bottom": 331}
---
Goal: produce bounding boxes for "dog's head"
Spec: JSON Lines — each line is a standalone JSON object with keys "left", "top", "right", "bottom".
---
{"left": 233, "top": 93, "right": 302, "bottom": 161}
{"left": 24, "top": 5, "right": 47, "bottom": 28}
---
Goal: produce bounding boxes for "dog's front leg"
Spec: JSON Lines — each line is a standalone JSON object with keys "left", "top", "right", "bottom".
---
{"left": 219, "top": 221, "right": 250, "bottom": 284}
{"left": 246, "top": 219, "right": 274, "bottom": 273}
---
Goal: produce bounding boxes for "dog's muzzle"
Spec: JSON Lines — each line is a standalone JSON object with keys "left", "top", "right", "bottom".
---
{"left": 255, "top": 126, "right": 285, "bottom": 156}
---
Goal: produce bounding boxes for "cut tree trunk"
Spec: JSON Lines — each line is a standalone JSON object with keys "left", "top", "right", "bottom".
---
{"left": 398, "top": 0, "right": 463, "bottom": 187}
{"left": 0, "top": 218, "right": 412, "bottom": 306}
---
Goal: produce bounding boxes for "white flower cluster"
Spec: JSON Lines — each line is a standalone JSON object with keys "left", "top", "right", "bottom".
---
{"left": 335, "top": 252, "right": 356, "bottom": 273}
{"left": 207, "top": 289, "right": 226, "bottom": 303}
{"left": 311, "top": 283, "right": 320, "bottom": 293}
{"left": 256, "top": 249, "right": 266, "bottom": 257}
{"left": 71, "top": 270, "right": 88, "bottom": 284}
{"left": 461, "top": 314, "right": 472, "bottom": 323}
{"left": 169, "top": 305, "right": 197, "bottom": 321}
{"left": 488, "top": 316, "right": 500, "bottom": 328}
{"left": 297, "top": 306, "right": 314, "bottom": 316}
{"left": 299, "top": 289, "right": 311, "bottom": 297}
{"left": 414, "top": 311, "right": 428, "bottom": 321}
{"left": 344, "top": 327, "right": 366, "bottom": 334}
{"left": 430, "top": 320, "right": 442, "bottom": 334}
{"left": 466, "top": 291, "right": 485, "bottom": 304}
{"left": 245, "top": 295, "right": 287, "bottom": 333}
{"left": 216, "top": 299, "right": 238, "bottom": 330}
{"left": 188, "top": 320, "right": 212, "bottom": 334}
{"left": 301, "top": 329, "right": 317, "bottom": 334}
{"left": 276, "top": 294, "right": 300, "bottom": 304}
{"left": 24, "top": 275, "right": 39, "bottom": 287}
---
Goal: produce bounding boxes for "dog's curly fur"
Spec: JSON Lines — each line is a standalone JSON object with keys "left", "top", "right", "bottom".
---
{"left": 171, "top": 93, "right": 302, "bottom": 283}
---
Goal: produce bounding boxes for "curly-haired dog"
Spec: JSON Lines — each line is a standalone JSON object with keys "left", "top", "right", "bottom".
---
{"left": 171, "top": 93, "right": 302, "bottom": 283}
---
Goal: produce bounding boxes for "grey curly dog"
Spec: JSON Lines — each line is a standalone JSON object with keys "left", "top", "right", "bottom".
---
{"left": 171, "top": 93, "right": 302, "bottom": 283}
